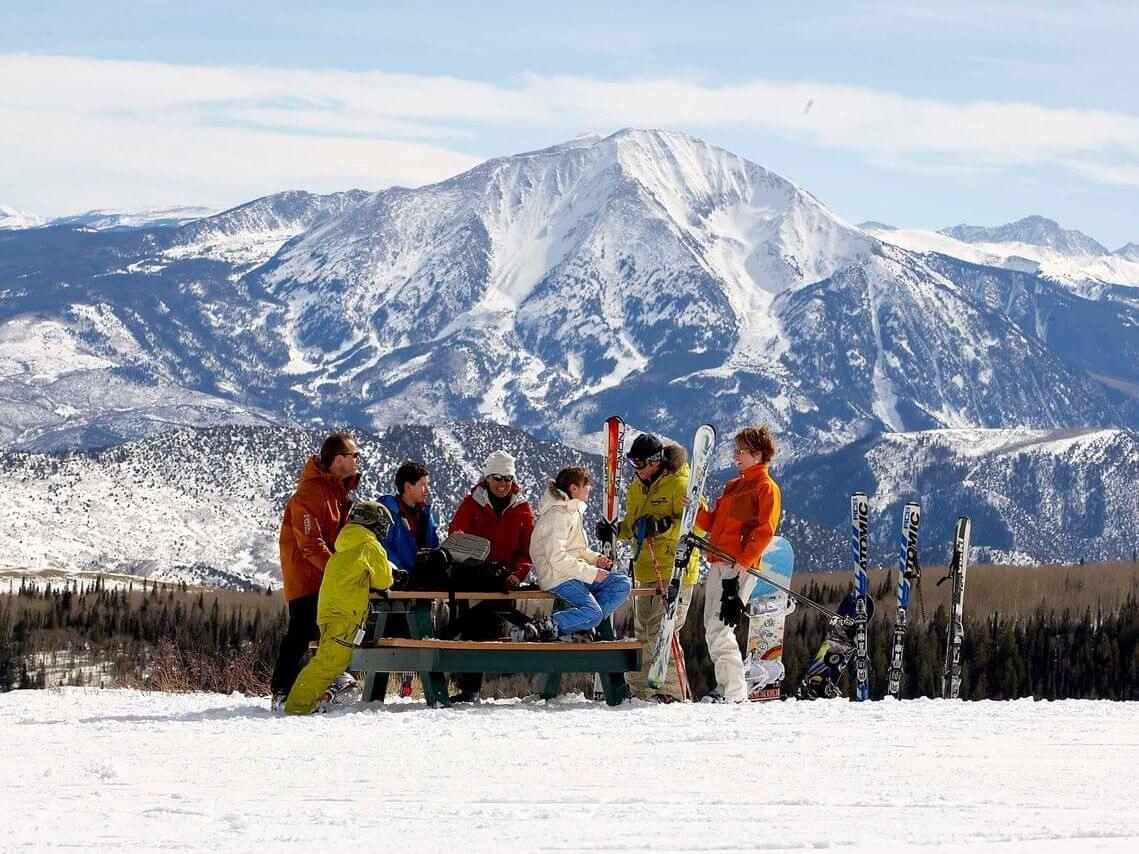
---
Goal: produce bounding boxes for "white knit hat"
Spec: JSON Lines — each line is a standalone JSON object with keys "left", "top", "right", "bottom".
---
{"left": 483, "top": 449, "right": 516, "bottom": 479}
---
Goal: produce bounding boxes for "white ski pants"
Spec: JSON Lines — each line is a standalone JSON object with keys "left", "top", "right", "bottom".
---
{"left": 703, "top": 561, "right": 757, "bottom": 701}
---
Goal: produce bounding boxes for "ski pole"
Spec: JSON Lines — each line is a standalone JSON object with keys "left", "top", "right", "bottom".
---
{"left": 685, "top": 534, "right": 853, "bottom": 627}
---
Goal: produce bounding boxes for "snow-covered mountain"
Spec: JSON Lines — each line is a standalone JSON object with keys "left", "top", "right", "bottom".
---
{"left": 1117, "top": 243, "right": 1139, "bottom": 262}
{"left": 47, "top": 206, "right": 219, "bottom": 231}
{"left": 779, "top": 426, "right": 1139, "bottom": 565}
{"left": 0, "top": 204, "right": 44, "bottom": 230}
{"left": 864, "top": 216, "right": 1139, "bottom": 295}
{"left": 942, "top": 215, "right": 1109, "bottom": 256}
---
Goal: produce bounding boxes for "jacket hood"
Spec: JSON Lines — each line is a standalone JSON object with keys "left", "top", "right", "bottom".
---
{"left": 299, "top": 455, "right": 359, "bottom": 493}
{"left": 334, "top": 522, "right": 377, "bottom": 551}
{"left": 540, "top": 480, "right": 585, "bottom": 515}
{"left": 662, "top": 443, "right": 687, "bottom": 474}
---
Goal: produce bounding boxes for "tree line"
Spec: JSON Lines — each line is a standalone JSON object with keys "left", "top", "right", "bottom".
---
{"left": 2, "top": 569, "right": 1137, "bottom": 699}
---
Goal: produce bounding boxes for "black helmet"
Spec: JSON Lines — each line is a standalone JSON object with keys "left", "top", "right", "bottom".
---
{"left": 627, "top": 433, "right": 664, "bottom": 465}
{"left": 348, "top": 500, "right": 394, "bottom": 540}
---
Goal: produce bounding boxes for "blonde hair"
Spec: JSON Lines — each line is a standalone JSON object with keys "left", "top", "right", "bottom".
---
{"left": 734, "top": 426, "right": 776, "bottom": 463}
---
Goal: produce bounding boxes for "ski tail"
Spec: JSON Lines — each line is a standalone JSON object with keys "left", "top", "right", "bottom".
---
{"left": 941, "top": 515, "right": 972, "bottom": 700}
{"left": 646, "top": 423, "right": 716, "bottom": 690}
{"left": 850, "top": 492, "right": 871, "bottom": 702}
{"left": 886, "top": 502, "right": 920, "bottom": 699}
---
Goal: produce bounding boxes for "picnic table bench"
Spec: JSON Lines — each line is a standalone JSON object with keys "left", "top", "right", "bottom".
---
{"left": 348, "top": 588, "right": 655, "bottom": 707}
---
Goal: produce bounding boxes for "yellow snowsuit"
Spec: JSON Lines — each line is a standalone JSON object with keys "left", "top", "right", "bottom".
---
{"left": 616, "top": 451, "right": 701, "bottom": 699}
{"left": 285, "top": 523, "right": 394, "bottom": 715}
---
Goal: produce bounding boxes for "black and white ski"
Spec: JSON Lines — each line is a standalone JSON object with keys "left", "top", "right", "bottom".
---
{"left": 886, "top": 502, "right": 921, "bottom": 699}
{"left": 939, "top": 516, "right": 971, "bottom": 700}
{"left": 646, "top": 424, "right": 715, "bottom": 690}
{"left": 850, "top": 492, "right": 871, "bottom": 702}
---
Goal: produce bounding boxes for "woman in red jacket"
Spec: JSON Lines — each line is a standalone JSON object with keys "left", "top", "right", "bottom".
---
{"left": 446, "top": 449, "right": 536, "bottom": 701}
{"left": 695, "top": 426, "right": 782, "bottom": 703}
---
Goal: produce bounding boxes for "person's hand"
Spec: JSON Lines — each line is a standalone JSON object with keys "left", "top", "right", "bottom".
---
{"left": 719, "top": 577, "right": 743, "bottom": 627}
{"left": 596, "top": 555, "right": 613, "bottom": 570}
{"left": 390, "top": 568, "right": 410, "bottom": 590}
{"left": 505, "top": 574, "right": 522, "bottom": 590}
{"left": 594, "top": 568, "right": 610, "bottom": 583}
{"left": 643, "top": 515, "right": 673, "bottom": 537}
{"left": 595, "top": 519, "right": 615, "bottom": 542}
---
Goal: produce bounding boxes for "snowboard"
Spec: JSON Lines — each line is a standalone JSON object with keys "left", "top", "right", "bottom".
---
{"left": 744, "top": 536, "right": 795, "bottom": 701}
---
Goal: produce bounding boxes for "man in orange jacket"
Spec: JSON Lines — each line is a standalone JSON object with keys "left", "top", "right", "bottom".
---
{"left": 695, "top": 426, "right": 781, "bottom": 703}
{"left": 270, "top": 432, "right": 361, "bottom": 705}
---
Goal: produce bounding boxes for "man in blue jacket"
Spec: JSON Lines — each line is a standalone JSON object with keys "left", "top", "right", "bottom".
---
{"left": 378, "top": 460, "right": 440, "bottom": 571}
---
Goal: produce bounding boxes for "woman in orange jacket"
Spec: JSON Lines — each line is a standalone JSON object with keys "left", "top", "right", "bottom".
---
{"left": 695, "top": 426, "right": 781, "bottom": 702}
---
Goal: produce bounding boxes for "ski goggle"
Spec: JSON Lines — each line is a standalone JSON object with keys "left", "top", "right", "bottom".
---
{"left": 626, "top": 452, "right": 663, "bottom": 470}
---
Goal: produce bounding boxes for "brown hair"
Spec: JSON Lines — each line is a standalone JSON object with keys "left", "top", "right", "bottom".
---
{"left": 554, "top": 466, "right": 591, "bottom": 495}
{"left": 319, "top": 432, "right": 355, "bottom": 468}
{"left": 395, "top": 460, "right": 430, "bottom": 493}
{"left": 734, "top": 426, "right": 777, "bottom": 463}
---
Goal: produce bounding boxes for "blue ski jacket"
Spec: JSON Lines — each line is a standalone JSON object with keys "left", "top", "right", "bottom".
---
{"left": 378, "top": 494, "right": 440, "bottom": 570}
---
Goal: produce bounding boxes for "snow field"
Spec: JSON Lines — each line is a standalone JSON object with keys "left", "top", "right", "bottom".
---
{"left": 3, "top": 690, "right": 1138, "bottom": 852}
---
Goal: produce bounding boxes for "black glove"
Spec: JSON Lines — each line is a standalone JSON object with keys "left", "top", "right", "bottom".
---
{"left": 390, "top": 568, "right": 410, "bottom": 590}
{"left": 642, "top": 515, "right": 673, "bottom": 537}
{"left": 595, "top": 519, "right": 616, "bottom": 542}
{"left": 719, "top": 576, "right": 743, "bottom": 628}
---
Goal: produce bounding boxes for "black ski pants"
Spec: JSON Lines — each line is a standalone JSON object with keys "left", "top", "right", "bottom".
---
{"left": 270, "top": 592, "right": 320, "bottom": 696}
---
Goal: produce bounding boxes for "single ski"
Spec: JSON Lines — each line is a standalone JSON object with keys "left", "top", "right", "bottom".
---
{"left": 594, "top": 415, "right": 625, "bottom": 701}
{"left": 939, "top": 516, "right": 972, "bottom": 700}
{"left": 743, "top": 536, "right": 795, "bottom": 701}
{"left": 886, "top": 503, "right": 921, "bottom": 699}
{"left": 646, "top": 424, "right": 715, "bottom": 690}
{"left": 850, "top": 492, "right": 871, "bottom": 702}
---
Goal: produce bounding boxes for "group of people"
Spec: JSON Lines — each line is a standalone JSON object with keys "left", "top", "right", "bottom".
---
{"left": 270, "top": 425, "right": 781, "bottom": 714}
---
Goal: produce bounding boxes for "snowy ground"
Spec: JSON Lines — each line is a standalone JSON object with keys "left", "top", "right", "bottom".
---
{"left": 3, "top": 690, "right": 1137, "bottom": 852}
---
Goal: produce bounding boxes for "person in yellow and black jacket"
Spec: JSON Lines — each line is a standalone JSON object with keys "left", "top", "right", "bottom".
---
{"left": 595, "top": 434, "right": 700, "bottom": 703}
{"left": 285, "top": 500, "right": 398, "bottom": 715}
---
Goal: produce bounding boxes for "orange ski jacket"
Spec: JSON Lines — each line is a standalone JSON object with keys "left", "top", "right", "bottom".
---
{"left": 278, "top": 456, "right": 358, "bottom": 601}
{"left": 695, "top": 463, "right": 780, "bottom": 569}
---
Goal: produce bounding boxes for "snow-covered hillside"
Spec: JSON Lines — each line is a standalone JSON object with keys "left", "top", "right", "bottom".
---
{"left": 864, "top": 216, "right": 1139, "bottom": 295}
{"left": 0, "top": 204, "right": 44, "bottom": 229}
{"left": 47, "top": 206, "right": 219, "bottom": 231}
{"left": 780, "top": 427, "right": 1139, "bottom": 565}
{"left": 4, "top": 689, "right": 1137, "bottom": 852}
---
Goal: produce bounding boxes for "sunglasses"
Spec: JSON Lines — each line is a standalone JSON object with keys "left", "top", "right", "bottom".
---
{"left": 626, "top": 454, "right": 662, "bottom": 470}
{"left": 489, "top": 474, "right": 514, "bottom": 483}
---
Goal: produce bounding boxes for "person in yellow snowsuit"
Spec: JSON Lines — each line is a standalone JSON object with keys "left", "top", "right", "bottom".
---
{"left": 596, "top": 434, "right": 700, "bottom": 702}
{"left": 285, "top": 500, "right": 396, "bottom": 715}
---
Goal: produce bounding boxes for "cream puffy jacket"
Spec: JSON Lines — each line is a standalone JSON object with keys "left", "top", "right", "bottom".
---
{"left": 531, "top": 481, "right": 602, "bottom": 589}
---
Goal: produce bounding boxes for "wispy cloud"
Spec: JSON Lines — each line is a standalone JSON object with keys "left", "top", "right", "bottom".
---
{"left": 2, "top": 53, "right": 1138, "bottom": 213}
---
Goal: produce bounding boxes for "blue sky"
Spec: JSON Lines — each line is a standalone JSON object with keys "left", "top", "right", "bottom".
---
{"left": 2, "top": 1, "right": 1137, "bottom": 247}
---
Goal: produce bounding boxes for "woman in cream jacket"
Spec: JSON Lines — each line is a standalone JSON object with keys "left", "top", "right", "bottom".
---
{"left": 520, "top": 466, "right": 632, "bottom": 641}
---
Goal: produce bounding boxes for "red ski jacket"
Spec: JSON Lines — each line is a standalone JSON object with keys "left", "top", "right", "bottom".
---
{"left": 448, "top": 482, "right": 535, "bottom": 583}
{"left": 278, "top": 456, "right": 358, "bottom": 601}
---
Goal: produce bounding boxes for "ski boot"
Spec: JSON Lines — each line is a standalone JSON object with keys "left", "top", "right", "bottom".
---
{"left": 510, "top": 616, "right": 559, "bottom": 642}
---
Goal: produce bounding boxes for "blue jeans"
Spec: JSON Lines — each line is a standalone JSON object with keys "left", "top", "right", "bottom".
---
{"left": 549, "top": 573, "right": 633, "bottom": 636}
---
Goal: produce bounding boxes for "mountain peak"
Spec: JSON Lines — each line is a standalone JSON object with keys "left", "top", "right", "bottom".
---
{"left": 0, "top": 204, "right": 45, "bottom": 230}
{"left": 940, "top": 215, "right": 1108, "bottom": 256}
{"left": 1116, "top": 242, "right": 1139, "bottom": 261}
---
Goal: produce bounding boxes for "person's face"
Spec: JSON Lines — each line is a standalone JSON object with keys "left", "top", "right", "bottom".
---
{"left": 569, "top": 480, "right": 592, "bottom": 501}
{"left": 633, "top": 459, "right": 661, "bottom": 482}
{"left": 402, "top": 475, "right": 430, "bottom": 506}
{"left": 733, "top": 446, "right": 762, "bottom": 473}
{"left": 487, "top": 474, "right": 514, "bottom": 498}
{"left": 331, "top": 441, "right": 359, "bottom": 479}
